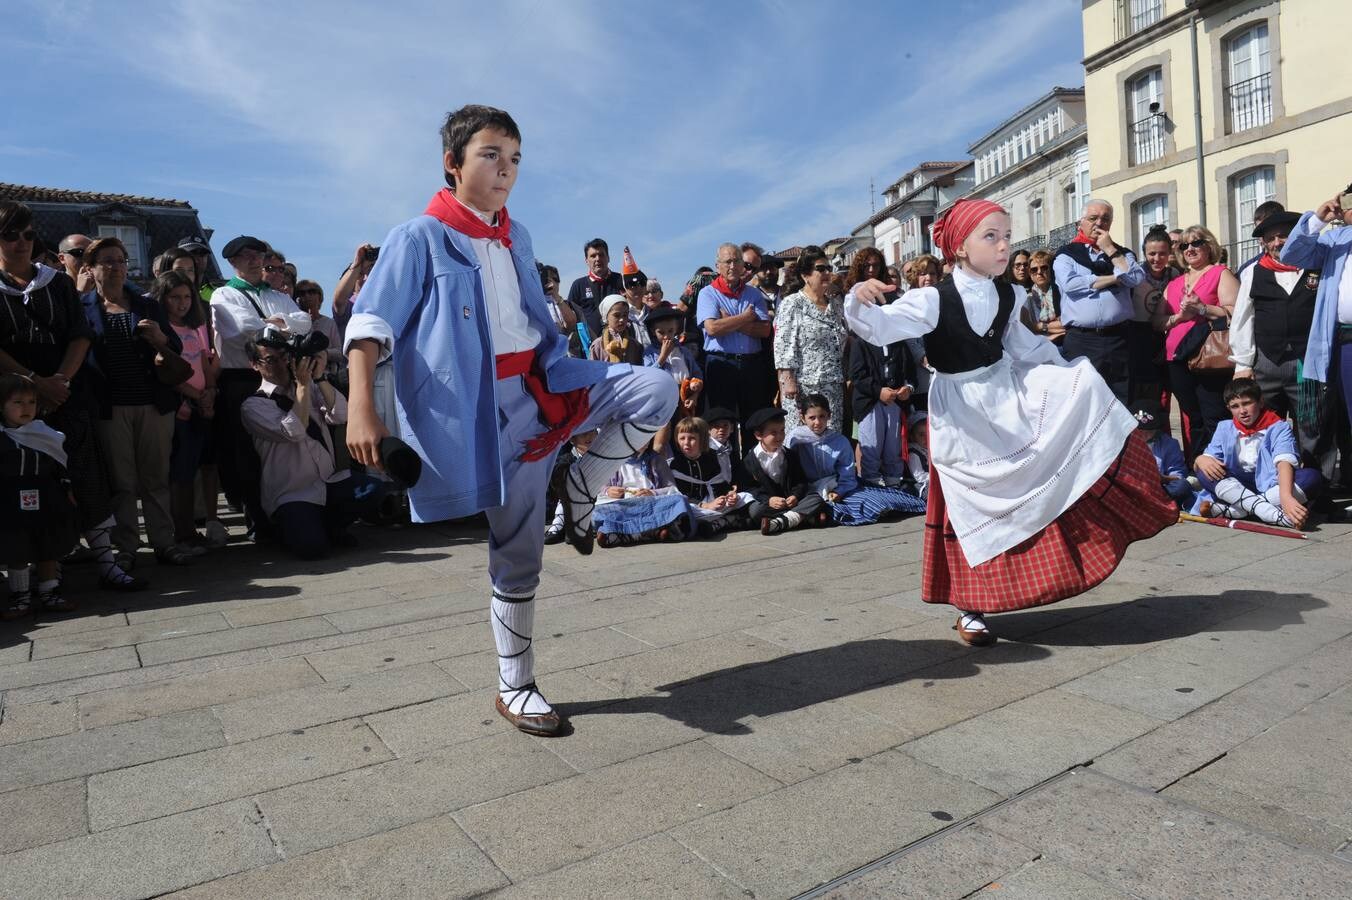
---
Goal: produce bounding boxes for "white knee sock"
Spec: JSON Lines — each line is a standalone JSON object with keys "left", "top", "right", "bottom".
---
{"left": 86, "top": 516, "right": 135, "bottom": 580}
{"left": 490, "top": 592, "right": 552, "bottom": 716}
{"left": 1212, "top": 477, "right": 1290, "bottom": 526}
{"left": 563, "top": 421, "right": 661, "bottom": 535}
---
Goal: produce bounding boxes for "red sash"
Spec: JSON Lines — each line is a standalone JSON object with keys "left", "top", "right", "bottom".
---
{"left": 495, "top": 349, "right": 591, "bottom": 462}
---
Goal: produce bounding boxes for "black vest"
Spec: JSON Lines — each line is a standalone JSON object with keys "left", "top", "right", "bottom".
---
{"left": 924, "top": 276, "right": 1016, "bottom": 374}
{"left": 1251, "top": 265, "right": 1319, "bottom": 364}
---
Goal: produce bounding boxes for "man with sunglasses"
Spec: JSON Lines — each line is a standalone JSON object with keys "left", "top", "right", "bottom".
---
{"left": 58, "top": 235, "right": 94, "bottom": 294}
{"left": 1052, "top": 199, "right": 1145, "bottom": 403}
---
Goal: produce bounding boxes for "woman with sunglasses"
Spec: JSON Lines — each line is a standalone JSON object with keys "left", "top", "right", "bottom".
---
{"left": 1024, "top": 250, "right": 1064, "bottom": 343}
{"left": 0, "top": 202, "right": 145, "bottom": 592}
{"left": 1156, "top": 225, "right": 1238, "bottom": 461}
{"left": 775, "top": 246, "right": 847, "bottom": 433}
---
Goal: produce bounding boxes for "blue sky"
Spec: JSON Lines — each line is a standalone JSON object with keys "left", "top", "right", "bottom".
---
{"left": 7, "top": 0, "right": 1084, "bottom": 306}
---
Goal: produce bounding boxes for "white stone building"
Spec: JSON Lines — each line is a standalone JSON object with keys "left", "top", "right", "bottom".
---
{"left": 858, "top": 161, "right": 974, "bottom": 266}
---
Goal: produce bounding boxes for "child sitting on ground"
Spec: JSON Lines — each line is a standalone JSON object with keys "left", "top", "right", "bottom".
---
{"left": 740, "top": 407, "right": 823, "bottom": 535}
{"left": 668, "top": 416, "right": 750, "bottom": 537}
{"left": 704, "top": 407, "right": 741, "bottom": 479}
{"left": 1130, "top": 398, "right": 1196, "bottom": 509}
{"left": 787, "top": 393, "right": 927, "bottom": 526}
{"left": 1, "top": 374, "right": 79, "bottom": 618}
{"left": 544, "top": 429, "right": 595, "bottom": 545}
{"left": 1193, "top": 377, "right": 1321, "bottom": 528}
{"left": 643, "top": 306, "right": 702, "bottom": 454}
{"left": 593, "top": 437, "right": 692, "bottom": 547}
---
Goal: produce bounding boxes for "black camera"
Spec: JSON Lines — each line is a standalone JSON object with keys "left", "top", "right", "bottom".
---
{"left": 257, "top": 324, "right": 329, "bottom": 360}
{"left": 364, "top": 247, "right": 380, "bottom": 262}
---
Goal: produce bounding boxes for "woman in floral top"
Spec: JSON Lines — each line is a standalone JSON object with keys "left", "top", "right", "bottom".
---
{"left": 774, "top": 245, "right": 848, "bottom": 432}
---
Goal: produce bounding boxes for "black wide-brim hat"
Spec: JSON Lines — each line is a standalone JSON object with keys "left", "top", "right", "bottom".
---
{"left": 1252, "top": 210, "right": 1300, "bottom": 239}
{"left": 643, "top": 304, "right": 684, "bottom": 338}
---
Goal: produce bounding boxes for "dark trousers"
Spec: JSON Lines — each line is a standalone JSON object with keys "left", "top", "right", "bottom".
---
{"left": 215, "top": 368, "right": 263, "bottom": 526}
{"left": 704, "top": 351, "right": 773, "bottom": 437}
{"left": 1253, "top": 349, "right": 1337, "bottom": 481}
{"left": 1126, "top": 321, "right": 1166, "bottom": 407}
{"left": 747, "top": 491, "right": 823, "bottom": 523}
{"left": 271, "top": 472, "right": 388, "bottom": 560}
{"left": 1168, "top": 360, "right": 1230, "bottom": 461}
{"left": 1063, "top": 327, "right": 1130, "bottom": 403}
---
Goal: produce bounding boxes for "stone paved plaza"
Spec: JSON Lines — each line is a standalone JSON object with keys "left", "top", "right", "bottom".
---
{"left": 2, "top": 509, "right": 1351, "bottom": 898}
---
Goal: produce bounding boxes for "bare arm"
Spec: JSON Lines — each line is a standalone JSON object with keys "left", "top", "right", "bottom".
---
{"left": 345, "top": 338, "right": 388, "bottom": 469}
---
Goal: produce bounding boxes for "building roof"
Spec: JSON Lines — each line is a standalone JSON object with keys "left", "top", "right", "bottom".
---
{"left": 866, "top": 162, "right": 971, "bottom": 228}
{"left": 967, "top": 86, "right": 1085, "bottom": 152}
{"left": 773, "top": 246, "right": 805, "bottom": 260}
{"left": 884, "top": 161, "right": 972, "bottom": 197}
{"left": 0, "top": 183, "right": 194, "bottom": 210}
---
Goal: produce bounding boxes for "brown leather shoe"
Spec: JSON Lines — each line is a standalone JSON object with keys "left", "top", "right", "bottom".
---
{"left": 955, "top": 614, "right": 995, "bottom": 647}
{"left": 495, "top": 688, "right": 565, "bottom": 737}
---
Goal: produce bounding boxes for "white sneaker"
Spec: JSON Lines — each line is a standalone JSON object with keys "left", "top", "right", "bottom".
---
{"left": 203, "top": 520, "right": 229, "bottom": 548}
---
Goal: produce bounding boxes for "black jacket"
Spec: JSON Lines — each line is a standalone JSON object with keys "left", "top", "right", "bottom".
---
{"left": 80, "top": 291, "right": 185, "bottom": 417}
{"left": 740, "top": 446, "right": 810, "bottom": 503}
{"left": 849, "top": 337, "right": 923, "bottom": 421}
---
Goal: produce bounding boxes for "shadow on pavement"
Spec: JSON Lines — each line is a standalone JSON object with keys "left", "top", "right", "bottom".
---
{"left": 560, "top": 637, "right": 1052, "bottom": 735}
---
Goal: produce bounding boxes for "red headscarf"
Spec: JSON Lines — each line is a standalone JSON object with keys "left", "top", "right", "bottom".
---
{"left": 931, "top": 198, "right": 1006, "bottom": 264}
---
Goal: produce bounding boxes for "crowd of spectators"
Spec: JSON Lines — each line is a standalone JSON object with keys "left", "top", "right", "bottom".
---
{"left": 4, "top": 182, "right": 1352, "bottom": 617}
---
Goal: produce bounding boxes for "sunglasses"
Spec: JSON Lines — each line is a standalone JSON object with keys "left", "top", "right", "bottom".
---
{"left": 1183, "top": 239, "right": 1208, "bottom": 250}
{"left": 1029, "top": 265, "right": 1050, "bottom": 273}
{"left": 811, "top": 264, "right": 832, "bottom": 273}
{"left": 62, "top": 247, "right": 85, "bottom": 259}
{"left": 0, "top": 228, "right": 37, "bottom": 243}
{"left": 263, "top": 265, "right": 286, "bottom": 273}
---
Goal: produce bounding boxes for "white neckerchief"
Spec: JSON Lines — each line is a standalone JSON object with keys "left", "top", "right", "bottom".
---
{"left": 2, "top": 419, "right": 67, "bottom": 466}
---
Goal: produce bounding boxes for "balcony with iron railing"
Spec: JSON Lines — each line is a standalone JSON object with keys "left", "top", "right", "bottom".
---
{"left": 1226, "top": 72, "right": 1273, "bottom": 134}
{"left": 1128, "top": 114, "right": 1166, "bottom": 166}
{"left": 1049, "top": 223, "right": 1080, "bottom": 249}
{"left": 1115, "top": 0, "right": 1163, "bottom": 41}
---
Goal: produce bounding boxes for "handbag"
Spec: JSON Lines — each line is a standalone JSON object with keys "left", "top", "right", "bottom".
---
{"left": 1185, "top": 316, "right": 1233, "bottom": 373}
{"left": 154, "top": 350, "right": 194, "bottom": 387}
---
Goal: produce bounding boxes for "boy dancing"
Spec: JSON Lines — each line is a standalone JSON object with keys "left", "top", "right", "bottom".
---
{"left": 345, "top": 106, "right": 675, "bottom": 736}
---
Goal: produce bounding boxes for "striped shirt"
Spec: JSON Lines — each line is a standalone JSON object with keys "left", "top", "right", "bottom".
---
{"left": 102, "top": 313, "right": 154, "bottom": 406}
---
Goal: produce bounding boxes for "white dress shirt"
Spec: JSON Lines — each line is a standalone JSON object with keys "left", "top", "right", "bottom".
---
{"left": 1229, "top": 262, "right": 1305, "bottom": 368}
{"left": 460, "top": 198, "right": 542, "bottom": 354}
{"left": 753, "top": 444, "right": 786, "bottom": 483}
{"left": 210, "top": 284, "right": 311, "bottom": 370}
{"left": 241, "top": 379, "right": 348, "bottom": 516}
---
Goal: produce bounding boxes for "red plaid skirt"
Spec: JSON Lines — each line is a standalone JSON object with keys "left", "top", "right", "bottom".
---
{"left": 921, "top": 431, "right": 1175, "bottom": 613}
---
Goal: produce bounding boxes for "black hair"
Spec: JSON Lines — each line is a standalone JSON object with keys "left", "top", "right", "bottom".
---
{"left": 1223, "top": 376, "right": 1263, "bottom": 405}
{"left": 800, "top": 392, "right": 831, "bottom": 415}
{"left": 584, "top": 238, "right": 609, "bottom": 257}
{"left": 243, "top": 339, "right": 264, "bottom": 364}
{"left": 539, "top": 263, "right": 560, "bottom": 286}
{"left": 1252, "top": 200, "right": 1285, "bottom": 225}
{"left": 0, "top": 372, "right": 37, "bottom": 410}
{"left": 740, "top": 242, "right": 765, "bottom": 260}
{"left": 152, "top": 270, "right": 203, "bottom": 328}
{"left": 1142, "top": 225, "right": 1173, "bottom": 253}
{"left": 440, "top": 104, "right": 522, "bottom": 189}
{"left": 0, "top": 200, "right": 34, "bottom": 235}
{"left": 794, "top": 245, "right": 828, "bottom": 278}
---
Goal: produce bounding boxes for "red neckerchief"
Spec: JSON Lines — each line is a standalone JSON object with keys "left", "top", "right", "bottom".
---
{"left": 710, "top": 276, "right": 742, "bottom": 299}
{"left": 494, "top": 350, "right": 591, "bottom": 462}
{"left": 1258, "top": 255, "right": 1300, "bottom": 273}
{"left": 424, "top": 189, "right": 512, "bottom": 249}
{"left": 1233, "top": 408, "right": 1282, "bottom": 437}
{"left": 587, "top": 271, "right": 608, "bottom": 283}
{"left": 1071, "top": 232, "right": 1097, "bottom": 247}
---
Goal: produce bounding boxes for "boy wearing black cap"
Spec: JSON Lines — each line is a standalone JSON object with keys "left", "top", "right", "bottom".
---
{"left": 1130, "top": 398, "right": 1194, "bottom": 509}
{"left": 703, "top": 406, "right": 740, "bottom": 482}
{"left": 644, "top": 305, "right": 702, "bottom": 452}
{"left": 741, "top": 407, "right": 822, "bottom": 534}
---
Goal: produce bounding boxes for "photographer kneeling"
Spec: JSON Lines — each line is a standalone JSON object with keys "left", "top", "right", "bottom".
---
{"left": 241, "top": 332, "right": 386, "bottom": 559}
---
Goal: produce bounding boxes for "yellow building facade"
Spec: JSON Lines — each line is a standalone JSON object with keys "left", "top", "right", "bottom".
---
{"left": 1082, "top": 0, "right": 1352, "bottom": 261}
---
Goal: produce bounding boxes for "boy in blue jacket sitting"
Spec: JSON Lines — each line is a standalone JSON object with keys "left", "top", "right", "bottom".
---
{"left": 1192, "top": 377, "right": 1321, "bottom": 528}
{"left": 1129, "top": 398, "right": 1195, "bottom": 509}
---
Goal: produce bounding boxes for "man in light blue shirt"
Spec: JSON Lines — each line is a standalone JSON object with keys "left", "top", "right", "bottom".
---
{"left": 697, "top": 242, "right": 773, "bottom": 426}
{"left": 1052, "top": 199, "right": 1146, "bottom": 402}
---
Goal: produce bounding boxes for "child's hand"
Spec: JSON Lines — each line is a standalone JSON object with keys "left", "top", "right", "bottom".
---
{"left": 896, "top": 385, "right": 912, "bottom": 401}
{"left": 1281, "top": 495, "right": 1309, "bottom": 529}
{"left": 784, "top": 495, "right": 798, "bottom": 507}
{"left": 606, "top": 486, "right": 627, "bottom": 499}
{"left": 768, "top": 496, "right": 788, "bottom": 510}
{"left": 635, "top": 488, "right": 654, "bottom": 497}
{"left": 827, "top": 491, "right": 841, "bottom": 502}
{"left": 879, "top": 387, "right": 896, "bottom": 404}
{"left": 1194, "top": 454, "right": 1226, "bottom": 482}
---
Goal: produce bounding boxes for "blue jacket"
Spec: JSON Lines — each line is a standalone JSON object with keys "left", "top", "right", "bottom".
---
{"left": 786, "top": 426, "right": 857, "bottom": 495}
{"left": 1146, "top": 432, "right": 1191, "bottom": 500}
{"left": 1201, "top": 417, "right": 1299, "bottom": 495}
{"left": 1283, "top": 211, "right": 1352, "bottom": 384}
{"left": 349, "top": 214, "right": 616, "bottom": 522}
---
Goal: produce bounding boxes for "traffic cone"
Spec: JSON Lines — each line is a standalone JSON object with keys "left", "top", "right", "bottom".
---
{"left": 621, "top": 246, "right": 639, "bottom": 276}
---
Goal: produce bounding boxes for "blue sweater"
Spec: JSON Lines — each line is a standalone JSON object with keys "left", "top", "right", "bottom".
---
{"left": 786, "top": 426, "right": 857, "bottom": 495}
{"left": 1201, "top": 417, "right": 1299, "bottom": 494}
{"left": 1146, "top": 432, "right": 1191, "bottom": 500}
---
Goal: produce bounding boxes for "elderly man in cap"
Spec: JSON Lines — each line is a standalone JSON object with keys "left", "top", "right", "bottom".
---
{"left": 210, "top": 235, "right": 312, "bottom": 535}
{"left": 1229, "top": 209, "right": 1332, "bottom": 485}
{"left": 1052, "top": 200, "right": 1146, "bottom": 402}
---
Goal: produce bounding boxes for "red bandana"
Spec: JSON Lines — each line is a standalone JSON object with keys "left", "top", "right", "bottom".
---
{"left": 587, "top": 271, "right": 607, "bottom": 283}
{"left": 710, "top": 276, "right": 742, "bottom": 299}
{"left": 1258, "top": 255, "right": 1300, "bottom": 273}
{"left": 932, "top": 198, "right": 1006, "bottom": 263}
{"left": 1233, "top": 408, "right": 1282, "bottom": 437}
{"left": 1071, "top": 232, "right": 1098, "bottom": 247}
{"left": 424, "top": 189, "right": 512, "bottom": 248}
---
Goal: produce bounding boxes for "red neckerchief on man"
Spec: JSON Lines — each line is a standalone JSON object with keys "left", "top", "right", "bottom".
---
{"left": 1257, "top": 254, "right": 1300, "bottom": 273}
{"left": 424, "top": 189, "right": 512, "bottom": 249}
{"left": 424, "top": 188, "right": 588, "bottom": 461}
{"left": 587, "top": 271, "right": 608, "bottom": 283}
{"left": 710, "top": 275, "right": 743, "bottom": 299}
{"left": 1233, "top": 407, "right": 1282, "bottom": 437}
{"left": 1071, "top": 232, "right": 1098, "bottom": 247}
